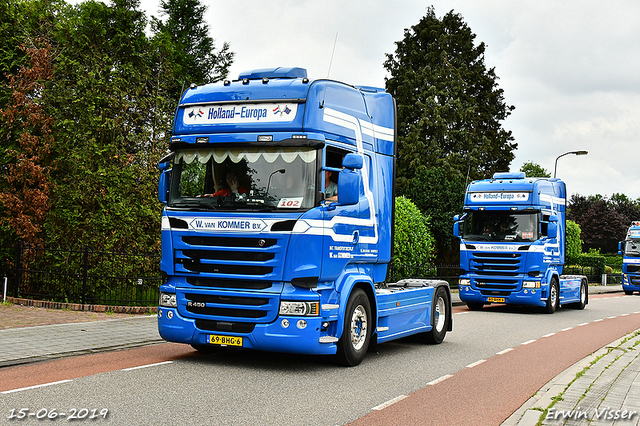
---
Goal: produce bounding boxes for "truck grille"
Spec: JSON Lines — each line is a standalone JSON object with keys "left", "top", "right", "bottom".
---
{"left": 470, "top": 252, "right": 522, "bottom": 274}
{"left": 172, "top": 227, "right": 289, "bottom": 325}
{"left": 468, "top": 251, "right": 524, "bottom": 293}
{"left": 627, "top": 264, "right": 640, "bottom": 273}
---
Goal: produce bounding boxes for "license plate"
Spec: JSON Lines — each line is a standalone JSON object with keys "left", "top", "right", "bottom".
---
{"left": 208, "top": 335, "right": 243, "bottom": 346}
{"left": 487, "top": 297, "right": 505, "bottom": 303}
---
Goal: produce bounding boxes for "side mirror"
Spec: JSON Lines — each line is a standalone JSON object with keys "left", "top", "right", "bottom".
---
{"left": 342, "top": 153, "right": 363, "bottom": 170}
{"left": 453, "top": 215, "right": 460, "bottom": 238}
{"left": 618, "top": 241, "right": 623, "bottom": 255}
{"left": 336, "top": 168, "right": 360, "bottom": 206}
{"left": 158, "top": 162, "right": 171, "bottom": 204}
{"left": 547, "top": 214, "right": 558, "bottom": 239}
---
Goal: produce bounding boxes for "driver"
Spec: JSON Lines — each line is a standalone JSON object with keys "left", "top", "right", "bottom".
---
{"left": 211, "top": 172, "right": 248, "bottom": 197}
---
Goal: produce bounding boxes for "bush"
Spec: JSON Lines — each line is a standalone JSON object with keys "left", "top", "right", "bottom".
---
{"left": 392, "top": 196, "right": 436, "bottom": 280}
{"left": 565, "top": 220, "right": 582, "bottom": 264}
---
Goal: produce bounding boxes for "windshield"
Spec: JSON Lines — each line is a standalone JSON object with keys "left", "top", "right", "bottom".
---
{"left": 462, "top": 211, "right": 538, "bottom": 242}
{"left": 624, "top": 240, "right": 640, "bottom": 257}
{"left": 168, "top": 146, "right": 317, "bottom": 211}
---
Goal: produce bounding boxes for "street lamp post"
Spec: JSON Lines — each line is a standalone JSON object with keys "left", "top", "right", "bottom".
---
{"left": 553, "top": 150, "right": 588, "bottom": 178}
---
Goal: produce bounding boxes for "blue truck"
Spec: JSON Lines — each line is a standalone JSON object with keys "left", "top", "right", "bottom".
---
{"left": 453, "top": 172, "right": 588, "bottom": 313}
{"left": 156, "top": 67, "right": 452, "bottom": 366}
{"left": 619, "top": 221, "right": 640, "bottom": 295}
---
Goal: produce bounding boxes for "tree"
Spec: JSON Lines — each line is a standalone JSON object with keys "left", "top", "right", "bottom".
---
{"left": 393, "top": 196, "right": 436, "bottom": 279}
{"left": 568, "top": 194, "right": 628, "bottom": 253}
{"left": 384, "top": 6, "right": 516, "bottom": 192}
{"left": 151, "top": 0, "right": 233, "bottom": 99}
{"left": 520, "top": 161, "right": 550, "bottom": 178}
{"left": 0, "top": 40, "right": 54, "bottom": 246}
{"left": 43, "top": 0, "right": 161, "bottom": 250}
{"left": 565, "top": 220, "right": 582, "bottom": 263}
{"left": 405, "top": 167, "right": 466, "bottom": 264}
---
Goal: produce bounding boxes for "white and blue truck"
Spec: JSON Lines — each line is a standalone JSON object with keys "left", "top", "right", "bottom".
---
{"left": 619, "top": 221, "right": 640, "bottom": 295}
{"left": 156, "top": 67, "right": 452, "bottom": 365}
{"left": 453, "top": 172, "right": 588, "bottom": 313}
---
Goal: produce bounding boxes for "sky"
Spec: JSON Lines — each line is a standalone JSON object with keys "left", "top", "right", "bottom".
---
{"left": 120, "top": 0, "right": 640, "bottom": 199}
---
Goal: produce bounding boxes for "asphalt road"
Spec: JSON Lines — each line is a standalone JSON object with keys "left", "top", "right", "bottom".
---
{"left": 1, "top": 293, "right": 639, "bottom": 425}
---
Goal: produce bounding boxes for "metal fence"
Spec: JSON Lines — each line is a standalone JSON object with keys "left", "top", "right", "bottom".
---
{"left": 0, "top": 241, "right": 161, "bottom": 307}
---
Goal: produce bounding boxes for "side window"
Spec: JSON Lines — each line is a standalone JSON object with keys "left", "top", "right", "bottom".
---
{"left": 322, "top": 146, "right": 350, "bottom": 201}
{"left": 540, "top": 213, "right": 550, "bottom": 237}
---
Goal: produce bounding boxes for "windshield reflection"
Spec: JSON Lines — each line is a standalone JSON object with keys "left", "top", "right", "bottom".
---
{"left": 462, "top": 211, "right": 538, "bottom": 242}
{"left": 168, "top": 147, "right": 317, "bottom": 211}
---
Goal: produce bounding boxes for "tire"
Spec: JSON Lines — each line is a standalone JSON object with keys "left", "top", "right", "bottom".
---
{"left": 467, "top": 302, "right": 484, "bottom": 311}
{"left": 544, "top": 278, "right": 559, "bottom": 314}
{"left": 570, "top": 279, "right": 588, "bottom": 310}
{"left": 624, "top": 290, "right": 634, "bottom": 296}
{"left": 336, "top": 288, "right": 371, "bottom": 367}
{"left": 424, "top": 286, "right": 449, "bottom": 344}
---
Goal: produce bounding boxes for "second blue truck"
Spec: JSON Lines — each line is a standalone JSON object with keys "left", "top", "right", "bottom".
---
{"left": 454, "top": 172, "right": 588, "bottom": 313}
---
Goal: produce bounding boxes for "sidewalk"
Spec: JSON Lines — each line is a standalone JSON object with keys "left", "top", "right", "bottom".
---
{"left": 0, "top": 315, "right": 162, "bottom": 367}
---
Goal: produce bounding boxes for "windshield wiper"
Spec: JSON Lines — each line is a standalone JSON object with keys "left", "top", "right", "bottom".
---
{"left": 171, "top": 200, "right": 214, "bottom": 209}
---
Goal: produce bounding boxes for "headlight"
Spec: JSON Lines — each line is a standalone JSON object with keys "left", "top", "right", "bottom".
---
{"left": 279, "top": 301, "right": 319, "bottom": 316}
{"left": 159, "top": 292, "right": 177, "bottom": 308}
{"left": 523, "top": 281, "right": 540, "bottom": 289}
{"left": 459, "top": 278, "right": 471, "bottom": 286}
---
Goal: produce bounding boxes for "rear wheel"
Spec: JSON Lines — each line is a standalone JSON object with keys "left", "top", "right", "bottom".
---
{"left": 571, "top": 279, "right": 588, "bottom": 310}
{"left": 424, "top": 286, "right": 449, "bottom": 344}
{"left": 467, "top": 302, "right": 484, "bottom": 311}
{"left": 544, "top": 278, "right": 559, "bottom": 314}
{"left": 336, "top": 288, "right": 371, "bottom": 366}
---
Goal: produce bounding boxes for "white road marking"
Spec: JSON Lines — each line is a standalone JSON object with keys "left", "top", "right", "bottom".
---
{"left": 1, "top": 379, "right": 73, "bottom": 394}
{"left": 372, "top": 395, "right": 407, "bottom": 411}
{"left": 122, "top": 361, "right": 173, "bottom": 371}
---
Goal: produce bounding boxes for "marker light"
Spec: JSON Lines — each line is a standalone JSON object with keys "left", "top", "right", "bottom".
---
{"left": 257, "top": 135, "right": 273, "bottom": 142}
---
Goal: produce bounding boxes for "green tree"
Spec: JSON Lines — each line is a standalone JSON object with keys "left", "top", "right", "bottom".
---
{"left": 393, "top": 196, "right": 436, "bottom": 279}
{"left": 151, "top": 0, "right": 233, "bottom": 98}
{"left": 519, "top": 161, "right": 550, "bottom": 178}
{"left": 405, "top": 167, "right": 465, "bottom": 264}
{"left": 384, "top": 6, "right": 516, "bottom": 192}
{"left": 44, "top": 0, "right": 161, "bottom": 250}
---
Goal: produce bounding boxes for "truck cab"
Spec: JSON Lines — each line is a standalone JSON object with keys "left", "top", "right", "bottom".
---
{"left": 619, "top": 221, "right": 640, "bottom": 295}
{"left": 454, "top": 172, "right": 588, "bottom": 313}
{"left": 157, "top": 67, "right": 451, "bottom": 365}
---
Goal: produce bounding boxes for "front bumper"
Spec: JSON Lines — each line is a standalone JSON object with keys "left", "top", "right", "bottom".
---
{"left": 157, "top": 307, "right": 338, "bottom": 355}
{"left": 458, "top": 282, "right": 546, "bottom": 307}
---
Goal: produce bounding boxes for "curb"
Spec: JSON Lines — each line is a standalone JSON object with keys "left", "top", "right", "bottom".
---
{"left": 6, "top": 297, "right": 158, "bottom": 315}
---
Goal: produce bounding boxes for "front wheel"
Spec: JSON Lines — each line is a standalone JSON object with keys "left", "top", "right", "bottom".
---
{"left": 336, "top": 288, "right": 371, "bottom": 367}
{"left": 624, "top": 290, "right": 634, "bottom": 295}
{"left": 424, "top": 286, "right": 450, "bottom": 344}
{"left": 544, "top": 278, "right": 559, "bottom": 314}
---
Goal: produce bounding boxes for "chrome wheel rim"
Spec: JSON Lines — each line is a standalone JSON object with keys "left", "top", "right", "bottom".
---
{"left": 350, "top": 305, "right": 368, "bottom": 351}
{"left": 434, "top": 296, "right": 446, "bottom": 332}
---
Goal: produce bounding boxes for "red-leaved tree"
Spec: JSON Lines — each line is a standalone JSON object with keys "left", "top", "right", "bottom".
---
{"left": 0, "top": 40, "right": 53, "bottom": 247}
